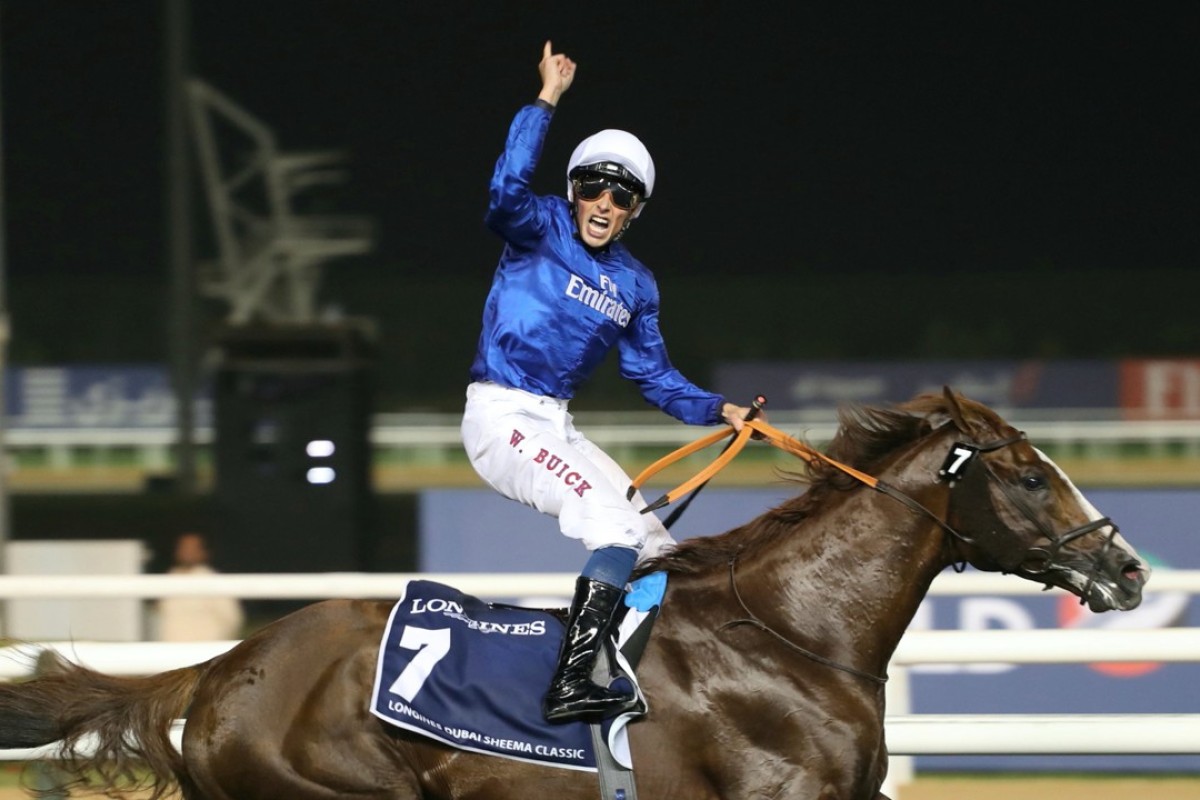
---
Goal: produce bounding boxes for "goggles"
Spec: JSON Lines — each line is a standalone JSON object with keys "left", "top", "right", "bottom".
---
{"left": 573, "top": 175, "right": 643, "bottom": 210}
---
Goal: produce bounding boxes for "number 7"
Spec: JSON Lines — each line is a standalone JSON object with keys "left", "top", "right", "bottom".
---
{"left": 946, "top": 446, "right": 974, "bottom": 476}
{"left": 388, "top": 626, "right": 451, "bottom": 701}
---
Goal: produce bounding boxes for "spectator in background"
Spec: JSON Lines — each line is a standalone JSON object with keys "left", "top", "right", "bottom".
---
{"left": 155, "top": 532, "right": 244, "bottom": 641}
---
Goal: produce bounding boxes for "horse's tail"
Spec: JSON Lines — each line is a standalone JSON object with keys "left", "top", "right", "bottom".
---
{"left": 0, "top": 649, "right": 205, "bottom": 799}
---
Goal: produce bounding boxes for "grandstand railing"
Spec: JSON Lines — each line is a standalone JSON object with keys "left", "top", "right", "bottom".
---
{"left": 5, "top": 413, "right": 1200, "bottom": 490}
{"left": 0, "top": 569, "right": 1197, "bottom": 600}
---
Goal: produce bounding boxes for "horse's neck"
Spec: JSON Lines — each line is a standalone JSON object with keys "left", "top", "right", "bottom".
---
{"left": 734, "top": 460, "right": 951, "bottom": 676}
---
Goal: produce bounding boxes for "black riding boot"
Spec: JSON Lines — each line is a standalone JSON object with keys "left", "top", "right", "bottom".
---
{"left": 543, "top": 577, "right": 638, "bottom": 724}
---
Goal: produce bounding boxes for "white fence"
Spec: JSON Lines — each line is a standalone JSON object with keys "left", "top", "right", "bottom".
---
{"left": 2, "top": 571, "right": 1198, "bottom": 793}
{"left": 4, "top": 626, "right": 1197, "bottom": 681}
{"left": 8, "top": 413, "right": 1200, "bottom": 448}
{"left": 1, "top": 569, "right": 1198, "bottom": 600}
{"left": 7, "top": 413, "right": 1200, "bottom": 472}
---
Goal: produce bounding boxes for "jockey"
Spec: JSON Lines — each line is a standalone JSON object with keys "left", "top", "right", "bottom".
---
{"left": 461, "top": 41, "right": 756, "bottom": 724}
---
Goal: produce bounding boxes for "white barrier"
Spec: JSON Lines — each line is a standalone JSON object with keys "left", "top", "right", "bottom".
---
{"left": 6, "top": 414, "right": 1200, "bottom": 453}
{"left": 892, "top": 627, "right": 1200, "bottom": 664}
{"left": 0, "top": 641, "right": 240, "bottom": 679}
{"left": 0, "top": 569, "right": 1196, "bottom": 599}
{"left": 0, "top": 572, "right": 575, "bottom": 599}
{"left": 3, "top": 627, "right": 1197, "bottom": 680}
{"left": 886, "top": 714, "right": 1200, "bottom": 755}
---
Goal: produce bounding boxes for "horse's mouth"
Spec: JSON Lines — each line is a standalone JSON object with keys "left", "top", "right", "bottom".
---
{"left": 1046, "top": 560, "right": 1148, "bottom": 612}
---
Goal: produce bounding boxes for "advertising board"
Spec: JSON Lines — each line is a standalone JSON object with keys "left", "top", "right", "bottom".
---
{"left": 714, "top": 358, "right": 1200, "bottom": 420}
{"left": 2, "top": 365, "right": 207, "bottom": 428}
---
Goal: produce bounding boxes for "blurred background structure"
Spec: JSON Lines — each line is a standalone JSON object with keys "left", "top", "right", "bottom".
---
{"left": 0, "top": 3, "right": 1196, "bottom": 580}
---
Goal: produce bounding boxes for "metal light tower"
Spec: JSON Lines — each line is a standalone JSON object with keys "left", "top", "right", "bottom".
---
{"left": 166, "top": 0, "right": 197, "bottom": 492}
{"left": 0, "top": 2, "right": 13, "bottom": 579}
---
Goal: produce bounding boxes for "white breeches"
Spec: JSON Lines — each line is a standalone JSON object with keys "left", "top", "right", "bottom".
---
{"left": 461, "top": 382, "right": 676, "bottom": 560}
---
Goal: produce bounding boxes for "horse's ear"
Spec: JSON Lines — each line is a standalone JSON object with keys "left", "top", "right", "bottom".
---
{"left": 942, "top": 386, "right": 971, "bottom": 433}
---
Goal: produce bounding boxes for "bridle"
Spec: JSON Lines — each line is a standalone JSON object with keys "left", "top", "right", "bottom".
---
{"left": 631, "top": 417, "right": 1121, "bottom": 684}
{"left": 946, "top": 434, "right": 1120, "bottom": 603}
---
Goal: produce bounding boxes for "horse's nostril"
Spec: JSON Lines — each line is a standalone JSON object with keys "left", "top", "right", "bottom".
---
{"left": 1121, "top": 563, "right": 1144, "bottom": 582}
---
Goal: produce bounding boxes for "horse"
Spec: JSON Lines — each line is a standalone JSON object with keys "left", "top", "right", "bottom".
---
{"left": 0, "top": 389, "right": 1148, "bottom": 799}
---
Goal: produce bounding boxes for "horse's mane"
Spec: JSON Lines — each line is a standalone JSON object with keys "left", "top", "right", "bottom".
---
{"left": 634, "top": 392, "right": 1004, "bottom": 577}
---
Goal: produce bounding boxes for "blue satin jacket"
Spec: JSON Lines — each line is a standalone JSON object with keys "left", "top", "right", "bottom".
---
{"left": 469, "top": 104, "right": 724, "bottom": 426}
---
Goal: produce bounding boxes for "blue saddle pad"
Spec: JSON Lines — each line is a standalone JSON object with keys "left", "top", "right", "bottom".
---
{"left": 370, "top": 579, "right": 651, "bottom": 771}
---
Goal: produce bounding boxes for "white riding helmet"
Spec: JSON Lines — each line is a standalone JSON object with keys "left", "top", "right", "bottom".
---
{"left": 566, "top": 129, "right": 655, "bottom": 219}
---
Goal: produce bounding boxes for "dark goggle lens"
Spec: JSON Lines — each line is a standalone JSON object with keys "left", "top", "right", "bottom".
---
{"left": 575, "top": 177, "right": 640, "bottom": 210}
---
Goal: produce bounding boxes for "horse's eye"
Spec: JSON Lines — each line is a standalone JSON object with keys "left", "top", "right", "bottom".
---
{"left": 1021, "top": 474, "right": 1047, "bottom": 491}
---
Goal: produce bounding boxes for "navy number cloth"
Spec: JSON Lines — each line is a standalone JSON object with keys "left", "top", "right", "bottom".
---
{"left": 370, "top": 579, "right": 642, "bottom": 771}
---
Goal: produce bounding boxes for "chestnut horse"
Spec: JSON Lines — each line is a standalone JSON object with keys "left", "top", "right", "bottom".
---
{"left": 0, "top": 390, "right": 1148, "bottom": 799}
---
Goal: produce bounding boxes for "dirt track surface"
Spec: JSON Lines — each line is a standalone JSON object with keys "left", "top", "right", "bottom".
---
{"left": 897, "top": 775, "right": 1199, "bottom": 799}
{"left": 1, "top": 776, "right": 1198, "bottom": 799}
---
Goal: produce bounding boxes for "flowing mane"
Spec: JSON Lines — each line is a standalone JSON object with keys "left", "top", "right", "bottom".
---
{"left": 635, "top": 392, "right": 1005, "bottom": 577}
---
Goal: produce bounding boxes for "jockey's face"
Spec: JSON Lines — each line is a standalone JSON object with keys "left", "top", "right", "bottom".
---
{"left": 573, "top": 189, "right": 635, "bottom": 248}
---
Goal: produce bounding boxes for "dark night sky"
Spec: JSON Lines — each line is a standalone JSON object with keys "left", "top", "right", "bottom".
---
{"left": 1, "top": 2, "right": 1198, "bottom": 391}
{"left": 4, "top": 2, "right": 1197, "bottom": 278}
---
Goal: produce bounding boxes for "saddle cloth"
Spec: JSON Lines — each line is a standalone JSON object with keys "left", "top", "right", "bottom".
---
{"left": 369, "top": 577, "right": 663, "bottom": 772}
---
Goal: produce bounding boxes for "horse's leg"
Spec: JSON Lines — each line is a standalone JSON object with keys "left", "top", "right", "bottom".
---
{"left": 184, "top": 599, "right": 423, "bottom": 800}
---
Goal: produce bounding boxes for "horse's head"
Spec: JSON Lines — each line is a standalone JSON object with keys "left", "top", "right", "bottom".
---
{"left": 927, "top": 388, "right": 1148, "bottom": 612}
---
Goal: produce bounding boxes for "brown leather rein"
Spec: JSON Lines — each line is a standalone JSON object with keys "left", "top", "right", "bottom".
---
{"left": 629, "top": 418, "right": 895, "bottom": 684}
{"left": 630, "top": 417, "right": 1022, "bottom": 554}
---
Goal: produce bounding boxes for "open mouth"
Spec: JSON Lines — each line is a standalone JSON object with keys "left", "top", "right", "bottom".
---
{"left": 1051, "top": 560, "right": 1148, "bottom": 612}
{"left": 586, "top": 215, "right": 611, "bottom": 239}
{"left": 1122, "top": 562, "right": 1146, "bottom": 583}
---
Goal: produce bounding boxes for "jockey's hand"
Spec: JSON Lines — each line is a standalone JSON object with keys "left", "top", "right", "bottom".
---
{"left": 537, "top": 40, "right": 576, "bottom": 107}
{"left": 722, "top": 402, "right": 765, "bottom": 433}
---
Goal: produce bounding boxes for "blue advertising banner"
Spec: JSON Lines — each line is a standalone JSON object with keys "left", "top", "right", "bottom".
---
{"left": 420, "top": 486, "right": 1200, "bottom": 772}
{"left": 712, "top": 359, "right": 1120, "bottom": 412}
{"left": 2, "top": 365, "right": 210, "bottom": 428}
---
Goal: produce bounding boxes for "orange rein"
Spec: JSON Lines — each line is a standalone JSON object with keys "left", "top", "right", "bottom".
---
{"left": 631, "top": 418, "right": 879, "bottom": 513}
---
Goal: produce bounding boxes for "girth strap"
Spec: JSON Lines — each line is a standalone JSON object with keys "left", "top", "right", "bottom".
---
{"left": 590, "top": 723, "right": 637, "bottom": 800}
